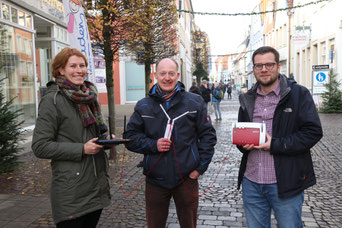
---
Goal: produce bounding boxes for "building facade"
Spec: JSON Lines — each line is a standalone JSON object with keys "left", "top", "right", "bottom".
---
{"left": 0, "top": 0, "right": 68, "bottom": 129}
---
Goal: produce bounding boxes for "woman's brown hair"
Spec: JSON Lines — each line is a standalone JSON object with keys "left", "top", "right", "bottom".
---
{"left": 51, "top": 47, "right": 88, "bottom": 78}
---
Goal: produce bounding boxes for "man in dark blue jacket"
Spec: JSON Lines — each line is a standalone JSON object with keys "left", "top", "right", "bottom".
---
{"left": 237, "top": 46, "right": 322, "bottom": 228}
{"left": 124, "top": 58, "right": 216, "bottom": 228}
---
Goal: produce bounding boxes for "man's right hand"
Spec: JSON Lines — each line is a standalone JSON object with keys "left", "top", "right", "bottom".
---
{"left": 157, "top": 138, "right": 171, "bottom": 152}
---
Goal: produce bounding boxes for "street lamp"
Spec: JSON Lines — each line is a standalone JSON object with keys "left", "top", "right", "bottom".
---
{"left": 195, "top": 38, "right": 204, "bottom": 63}
{"left": 287, "top": 0, "right": 294, "bottom": 76}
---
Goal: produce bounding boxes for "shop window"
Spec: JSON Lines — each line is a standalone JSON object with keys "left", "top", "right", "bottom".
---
{"left": 11, "top": 7, "right": 17, "bottom": 23}
{"left": 18, "top": 10, "right": 25, "bottom": 27}
{"left": 0, "top": 23, "right": 35, "bottom": 127}
{"left": 2, "top": 3, "right": 9, "bottom": 20}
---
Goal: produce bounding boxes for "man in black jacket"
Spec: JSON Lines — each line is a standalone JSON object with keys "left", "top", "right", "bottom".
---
{"left": 237, "top": 46, "right": 322, "bottom": 228}
{"left": 125, "top": 58, "right": 216, "bottom": 228}
{"left": 199, "top": 80, "right": 211, "bottom": 110}
{"left": 189, "top": 81, "right": 201, "bottom": 95}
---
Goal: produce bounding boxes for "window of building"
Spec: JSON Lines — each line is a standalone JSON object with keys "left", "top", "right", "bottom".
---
{"left": 27, "top": 61, "right": 33, "bottom": 76}
{"left": 0, "top": 23, "right": 35, "bottom": 127}
{"left": 26, "top": 14, "right": 32, "bottom": 28}
{"left": 2, "top": 3, "right": 9, "bottom": 20}
{"left": 19, "top": 60, "right": 26, "bottom": 75}
{"left": 16, "top": 34, "right": 22, "bottom": 52}
{"left": 321, "top": 42, "right": 326, "bottom": 64}
{"left": 11, "top": 7, "right": 17, "bottom": 23}
{"left": 24, "top": 38, "right": 32, "bottom": 55}
{"left": 18, "top": 10, "right": 25, "bottom": 27}
{"left": 329, "top": 38, "right": 335, "bottom": 65}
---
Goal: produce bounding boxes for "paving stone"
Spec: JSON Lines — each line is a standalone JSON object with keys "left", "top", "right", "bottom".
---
{"left": 1, "top": 95, "right": 342, "bottom": 227}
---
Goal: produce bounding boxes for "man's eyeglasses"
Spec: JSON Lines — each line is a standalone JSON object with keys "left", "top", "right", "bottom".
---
{"left": 253, "top": 62, "right": 277, "bottom": 71}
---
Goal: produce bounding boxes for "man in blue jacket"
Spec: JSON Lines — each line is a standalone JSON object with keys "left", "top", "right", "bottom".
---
{"left": 124, "top": 58, "right": 216, "bottom": 228}
{"left": 237, "top": 46, "right": 322, "bottom": 228}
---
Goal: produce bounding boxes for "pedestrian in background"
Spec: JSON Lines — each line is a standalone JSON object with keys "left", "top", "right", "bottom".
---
{"left": 199, "top": 80, "right": 211, "bottom": 111}
{"left": 227, "top": 84, "right": 232, "bottom": 99}
{"left": 124, "top": 58, "right": 216, "bottom": 228}
{"left": 220, "top": 82, "right": 227, "bottom": 100}
{"left": 236, "top": 46, "right": 323, "bottom": 228}
{"left": 32, "top": 48, "right": 112, "bottom": 228}
{"left": 189, "top": 81, "right": 201, "bottom": 95}
{"left": 212, "top": 82, "right": 222, "bottom": 120}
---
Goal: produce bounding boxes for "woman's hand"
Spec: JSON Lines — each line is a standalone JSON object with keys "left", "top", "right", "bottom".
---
{"left": 83, "top": 138, "right": 103, "bottom": 155}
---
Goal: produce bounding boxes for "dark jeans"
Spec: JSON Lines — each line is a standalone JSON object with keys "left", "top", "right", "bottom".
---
{"left": 56, "top": 209, "right": 103, "bottom": 228}
{"left": 145, "top": 178, "right": 199, "bottom": 228}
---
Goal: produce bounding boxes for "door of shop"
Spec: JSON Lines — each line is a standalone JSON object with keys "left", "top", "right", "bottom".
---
{"left": 125, "top": 62, "right": 145, "bottom": 102}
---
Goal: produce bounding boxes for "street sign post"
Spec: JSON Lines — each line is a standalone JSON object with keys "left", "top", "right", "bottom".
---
{"left": 312, "top": 65, "right": 329, "bottom": 94}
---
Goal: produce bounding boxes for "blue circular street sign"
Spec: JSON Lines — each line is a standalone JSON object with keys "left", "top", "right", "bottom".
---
{"left": 316, "top": 72, "right": 326, "bottom": 82}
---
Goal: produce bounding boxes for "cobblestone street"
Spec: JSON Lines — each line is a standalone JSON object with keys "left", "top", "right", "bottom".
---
{"left": 1, "top": 92, "right": 342, "bottom": 227}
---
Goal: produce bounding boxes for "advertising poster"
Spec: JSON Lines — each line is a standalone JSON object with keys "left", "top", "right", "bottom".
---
{"left": 63, "top": 0, "right": 95, "bottom": 83}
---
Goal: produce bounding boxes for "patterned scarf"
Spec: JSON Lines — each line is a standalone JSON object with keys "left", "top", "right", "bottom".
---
{"left": 153, "top": 83, "right": 180, "bottom": 109}
{"left": 55, "top": 76, "right": 108, "bottom": 134}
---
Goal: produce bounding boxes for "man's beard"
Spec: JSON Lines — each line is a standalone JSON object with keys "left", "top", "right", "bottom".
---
{"left": 257, "top": 73, "right": 278, "bottom": 87}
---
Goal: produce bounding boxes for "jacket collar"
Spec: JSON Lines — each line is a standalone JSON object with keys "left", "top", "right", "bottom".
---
{"left": 240, "top": 74, "right": 292, "bottom": 121}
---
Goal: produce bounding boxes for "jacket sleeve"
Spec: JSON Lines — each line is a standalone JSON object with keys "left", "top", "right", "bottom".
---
{"left": 271, "top": 88, "right": 323, "bottom": 155}
{"left": 124, "top": 106, "right": 159, "bottom": 154}
{"left": 31, "top": 95, "right": 83, "bottom": 161}
{"left": 195, "top": 101, "right": 217, "bottom": 175}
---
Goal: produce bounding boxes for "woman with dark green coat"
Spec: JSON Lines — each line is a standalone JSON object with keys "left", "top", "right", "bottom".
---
{"left": 32, "top": 48, "right": 111, "bottom": 227}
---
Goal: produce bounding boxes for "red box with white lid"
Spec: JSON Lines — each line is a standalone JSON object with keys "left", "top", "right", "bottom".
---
{"left": 231, "top": 122, "right": 266, "bottom": 146}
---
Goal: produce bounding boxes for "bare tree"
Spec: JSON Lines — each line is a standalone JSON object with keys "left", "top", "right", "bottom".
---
{"left": 85, "top": 0, "right": 129, "bottom": 134}
{"left": 124, "top": 0, "right": 178, "bottom": 96}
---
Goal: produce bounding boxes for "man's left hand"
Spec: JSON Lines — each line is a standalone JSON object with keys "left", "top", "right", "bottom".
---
{"left": 254, "top": 132, "right": 271, "bottom": 151}
{"left": 189, "top": 170, "right": 200, "bottom": 179}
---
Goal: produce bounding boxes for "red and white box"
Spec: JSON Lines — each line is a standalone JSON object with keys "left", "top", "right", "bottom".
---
{"left": 231, "top": 122, "right": 266, "bottom": 146}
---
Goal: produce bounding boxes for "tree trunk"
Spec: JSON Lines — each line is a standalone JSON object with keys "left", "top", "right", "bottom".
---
{"left": 144, "top": 59, "right": 152, "bottom": 97}
{"left": 196, "top": 76, "right": 201, "bottom": 90}
{"left": 102, "top": 0, "right": 116, "bottom": 159}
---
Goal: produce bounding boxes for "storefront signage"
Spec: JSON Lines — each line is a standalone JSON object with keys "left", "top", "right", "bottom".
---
{"left": 42, "top": 0, "right": 64, "bottom": 20}
{"left": 293, "top": 25, "right": 311, "bottom": 45}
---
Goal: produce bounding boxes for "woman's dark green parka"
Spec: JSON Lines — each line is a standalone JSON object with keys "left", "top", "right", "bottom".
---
{"left": 32, "top": 81, "right": 111, "bottom": 224}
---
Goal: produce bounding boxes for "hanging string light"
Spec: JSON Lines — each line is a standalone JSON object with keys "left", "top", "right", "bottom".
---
{"left": 177, "top": 0, "right": 329, "bottom": 16}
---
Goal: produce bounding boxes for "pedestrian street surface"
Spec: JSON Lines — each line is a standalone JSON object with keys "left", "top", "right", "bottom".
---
{"left": 26, "top": 91, "right": 342, "bottom": 227}
{"left": 99, "top": 93, "right": 342, "bottom": 228}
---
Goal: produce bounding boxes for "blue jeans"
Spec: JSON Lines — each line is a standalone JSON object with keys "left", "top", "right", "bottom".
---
{"left": 242, "top": 177, "right": 304, "bottom": 228}
{"left": 213, "top": 102, "right": 221, "bottom": 119}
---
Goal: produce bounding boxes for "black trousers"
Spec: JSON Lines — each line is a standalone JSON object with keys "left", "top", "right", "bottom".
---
{"left": 56, "top": 209, "right": 103, "bottom": 228}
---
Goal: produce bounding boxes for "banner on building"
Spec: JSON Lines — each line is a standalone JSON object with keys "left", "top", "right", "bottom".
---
{"left": 63, "top": 0, "right": 95, "bottom": 83}
{"left": 292, "top": 26, "right": 311, "bottom": 45}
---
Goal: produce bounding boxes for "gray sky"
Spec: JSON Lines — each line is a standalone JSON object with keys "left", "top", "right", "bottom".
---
{"left": 192, "top": 0, "right": 259, "bottom": 55}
